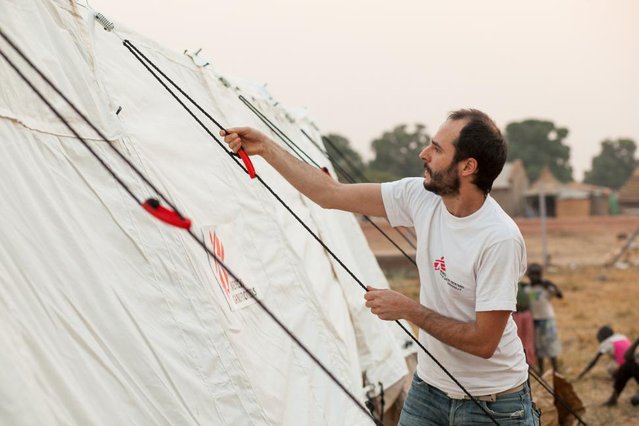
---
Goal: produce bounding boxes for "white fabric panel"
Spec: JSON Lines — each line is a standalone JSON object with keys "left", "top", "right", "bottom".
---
{"left": 0, "top": 0, "right": 407, "bottom": 424}
{"left": 264, "top": 112, "right": 410, "bottom": 386}
{"left": 90, "top": 28, "right": 365, "bottom": 423}
{"left": 0, "top": 123, "right": 265, "bottom": 425}
{"left": 0, "top": 0, "right": 120, "bottom": 140}
{"left": 298, "top": 121, "right": 417, "bottom": 356}
{"left": 254, "top": 111, "right": 414, "bottom": 388}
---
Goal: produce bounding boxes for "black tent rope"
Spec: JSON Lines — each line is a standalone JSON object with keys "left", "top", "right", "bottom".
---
{"left": 0, "top": 29, "right": 382, "bottom": 426}
{"left": 300, "top": 129, "right": 418, "bottom": 251}
{"left": 296, "top": 127, "right": 418, "bottom": 246}
{"left": 237, "top": 96, "right": 417, "bottom": 253}
{"left": 300, "top": 130, "right": 355, "bottom": 176}
{"left": 299, "top": 130, "right": 362, "bottom": 184}
{"left": 237, "top": 95, "right": 322, "bottom": 169}
{"left": 321, "top": 134, "right": 367, "bottom": 180}
{"left": 300, "top": 128, "right": 417, "bottom": 249}
{"left": 235, "top": 93, "right": 418, "bottom": 252}
{"left": 235, "top": 96, "right": 417, "bottom": 264}
{"left": 121, "top": 38, "right": 501, "bottom": 425}
{"left": 316, "top": 131, "right": 419, "bottom": 243}
{"left": 297, "top": 128, "right": 418, "bottom": 250}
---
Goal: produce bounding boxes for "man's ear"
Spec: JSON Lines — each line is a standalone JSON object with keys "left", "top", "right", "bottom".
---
{"left": 461, "top": 158, "right": 478, "bottom": 177}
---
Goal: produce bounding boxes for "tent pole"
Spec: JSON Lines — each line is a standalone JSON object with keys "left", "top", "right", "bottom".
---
{"left": 539, "top": 180, "right": 548, "bottom": 268}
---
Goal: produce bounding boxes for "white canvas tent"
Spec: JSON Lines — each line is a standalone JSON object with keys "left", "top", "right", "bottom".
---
{"left": 0, "top": 1, "right": 413, "bottom": 425}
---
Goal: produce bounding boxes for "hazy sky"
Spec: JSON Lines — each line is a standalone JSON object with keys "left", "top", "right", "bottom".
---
{"left": 89, "top": 0, "right": 639, "bottom": 180}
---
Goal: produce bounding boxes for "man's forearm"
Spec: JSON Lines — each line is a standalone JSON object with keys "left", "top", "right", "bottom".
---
{"left": 260, "top": 139, "right": 386, "bottom": 216}
{"left": 405, "top": 305, "right": 499, "bottom": 359}
{"left": 224, "top": 127, "right": 386, "bottom": 216}
{"left": 364, "top": 288, "right": 510, "bottom": 359}
{"left": 262, "top": 140, "right": 338, "bottom": 208}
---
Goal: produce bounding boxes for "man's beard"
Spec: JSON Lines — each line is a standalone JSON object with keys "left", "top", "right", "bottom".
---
{"left": 423, "top": 162, "right": 461, "bottom": 196}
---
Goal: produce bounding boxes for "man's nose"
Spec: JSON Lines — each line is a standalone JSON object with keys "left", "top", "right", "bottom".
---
{"left": 419, "top": 146, "right": 430, "bottom": 162}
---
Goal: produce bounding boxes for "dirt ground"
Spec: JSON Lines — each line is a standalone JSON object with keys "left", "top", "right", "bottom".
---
{"left": 361, "top": 215, "right": 639, "bottom": 425}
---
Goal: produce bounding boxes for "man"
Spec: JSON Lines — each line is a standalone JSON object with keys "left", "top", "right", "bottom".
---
{"left": 222, "top": 109, "right": 538, "bottom": 425}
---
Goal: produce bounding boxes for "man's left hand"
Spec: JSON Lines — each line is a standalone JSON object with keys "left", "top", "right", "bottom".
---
{"left": 364, "top": 286, "right": 419, "bottom": 321}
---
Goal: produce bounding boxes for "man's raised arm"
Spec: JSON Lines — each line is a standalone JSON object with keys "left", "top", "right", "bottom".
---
{"left": 222, "top": 127, "right": 387, "bottom": 217}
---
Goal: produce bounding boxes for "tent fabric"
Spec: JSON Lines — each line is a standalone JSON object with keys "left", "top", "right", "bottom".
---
{"left": 0, "top": 1, "right": 411, "bottom": 425}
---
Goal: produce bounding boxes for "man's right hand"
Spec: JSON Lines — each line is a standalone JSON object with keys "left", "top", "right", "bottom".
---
{"left": 221, "top": 127, "right": 271, "bottom": 157}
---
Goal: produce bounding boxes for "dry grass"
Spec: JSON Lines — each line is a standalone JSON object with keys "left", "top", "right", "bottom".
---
{"left": 362, "top": 215, "right": 639, "bottom": 425}
{"left": 542, "top": 266, "right": 638, "bottom": 425}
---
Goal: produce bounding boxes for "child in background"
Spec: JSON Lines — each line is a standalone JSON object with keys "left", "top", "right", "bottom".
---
{"left": 576, "top": 327, "right": 639, "bottom": 406}
{"left": 576, "top": 326, "right": 630, "bottom": 381}
{"left": 525, "top": 263, "right": 563, "bottom": 373}
{"left": 513, "top": 281, "right": 536, "bottom": 367}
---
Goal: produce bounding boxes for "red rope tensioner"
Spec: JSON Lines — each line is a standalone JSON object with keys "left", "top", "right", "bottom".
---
{"left": 143, "top": 198, "right": 192, "bottom": 229}
{"left": 237, "top": 149, "right": 256, "bottom": 179}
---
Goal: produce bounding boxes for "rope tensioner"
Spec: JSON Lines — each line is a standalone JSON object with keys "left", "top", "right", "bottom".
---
{"left": 237, "top": 95, "right": 333, "bottom": 177}
{"left": 235, "top": 149, "right": 256, "bottom": 179}
{"left": 142, "top": 198, "right": 192, "bottom": 229}
{"left": 119, "top": 40, "right": 257, "bottom": 180}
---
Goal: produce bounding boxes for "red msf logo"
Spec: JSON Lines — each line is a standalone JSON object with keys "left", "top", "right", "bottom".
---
{"left": 433, "top": 256, "right": 446, "bottom": 272}
{"left": 210, "top": 231, "right": 230, "bottom": 295}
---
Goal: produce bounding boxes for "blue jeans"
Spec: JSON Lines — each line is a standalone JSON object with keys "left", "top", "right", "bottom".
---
{"left": 399, "top": 373, "right": 540, "bottom": 425}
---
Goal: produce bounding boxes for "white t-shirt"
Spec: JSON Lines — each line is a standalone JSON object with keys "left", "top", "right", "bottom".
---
{"left": 381, "top": 178, "right": 528, "bottom": 395}
{"left": 525, "top": 285, "right": 556, "bottom": 320}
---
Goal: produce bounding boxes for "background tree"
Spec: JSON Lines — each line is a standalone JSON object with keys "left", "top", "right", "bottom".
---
{"left": 583, "top": 138, "right": 637, "bottom": 189}
{"left": 322, "top": 133, "right": 366, "bottom": 183}
{"left": 362, "top": 168, "right": 401, "bottom": 183}
{"left": 367, "top": 123, "right": 429, "bottom": 181}
{"left": 506, "top": 119, "right": 573, "bottom": 183}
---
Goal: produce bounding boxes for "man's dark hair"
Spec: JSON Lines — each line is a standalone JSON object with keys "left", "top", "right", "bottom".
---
{"left": 448, "top": 109, "right": 506, "bottom": 194}
{"left": 597, "top": 325, "right": 614, "bottom": 343}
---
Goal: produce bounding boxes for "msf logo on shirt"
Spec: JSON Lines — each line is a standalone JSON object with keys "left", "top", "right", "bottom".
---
{"left": 433, "top": 256, "right": 465, "bottom": 292}
{"left": 433, "top": 256, "right": 446, "bottom": 272}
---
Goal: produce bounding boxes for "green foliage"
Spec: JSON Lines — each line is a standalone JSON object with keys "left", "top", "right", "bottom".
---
{"left": 368, "top": 124, "right": 429, "bottom": 179}
{"left": 362, "top": 168, "right": 400, "bottom": 183}
{"left": 583, "top": 138, "right": 637, "bottom": 189}
{"left": 322, "top": 133, "right": 365, "bottom": 183}
{"left": 505, "top": 120, "right": 573, "bottom": 183}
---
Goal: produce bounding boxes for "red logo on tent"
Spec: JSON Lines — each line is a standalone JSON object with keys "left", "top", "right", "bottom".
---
{"left": 433, "top": 256, "right": 446, "bottom": 272}
{"left": 210, "top": 232, "right": 230, "bottom": 295}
